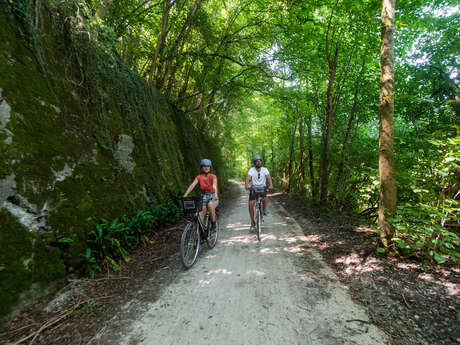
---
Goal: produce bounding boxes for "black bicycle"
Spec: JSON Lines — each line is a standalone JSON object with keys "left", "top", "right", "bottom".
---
{"left": 180, "top": 196, "right": 219, "bottom": 268}
{"left": 252, "top": 186, "right": 267, "bottom": 242}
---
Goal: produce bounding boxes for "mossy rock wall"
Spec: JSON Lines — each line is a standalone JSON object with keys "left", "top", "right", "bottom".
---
{"left": 0, "top": 5, "right": 222, "bottom": 319}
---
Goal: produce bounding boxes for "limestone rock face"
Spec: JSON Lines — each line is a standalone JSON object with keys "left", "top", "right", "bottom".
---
{"left": 0, "top": 7, "right": 222, "bottom": 319}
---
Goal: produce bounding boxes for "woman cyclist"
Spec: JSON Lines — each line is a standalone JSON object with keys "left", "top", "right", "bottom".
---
{"left": 183, "top": 159, "right": 218, "bottom": 231}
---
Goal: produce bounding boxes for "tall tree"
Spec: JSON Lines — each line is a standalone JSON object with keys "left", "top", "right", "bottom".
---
{"left": 378, "top": 0, "right": 397, "bottom": 241}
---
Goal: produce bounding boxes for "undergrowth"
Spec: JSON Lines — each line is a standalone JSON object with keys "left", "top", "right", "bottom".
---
{"left": 78, "top": 200, "right": 182, "bottom": 278}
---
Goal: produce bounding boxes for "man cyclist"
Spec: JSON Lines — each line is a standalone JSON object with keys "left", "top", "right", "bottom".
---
{"left": 245, "top": 156, "right": 273, "bottom": 229}
{"left": 183, "top": 159, "right": 218, "bottom": 231}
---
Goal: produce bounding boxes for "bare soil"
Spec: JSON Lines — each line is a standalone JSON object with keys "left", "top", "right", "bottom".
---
{"left": 271, "top": 192, "right": 460, "bottom": 345}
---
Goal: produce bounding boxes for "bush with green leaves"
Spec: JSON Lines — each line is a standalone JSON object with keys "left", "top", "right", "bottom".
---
{"left": 78, "top": 200, "right": 183, "bottom": 277}
{"left": 387, "top": 203, "right": 459, "bottom": 263}
{"left": 383, "top": 126, "right": 460, "bottom": 263}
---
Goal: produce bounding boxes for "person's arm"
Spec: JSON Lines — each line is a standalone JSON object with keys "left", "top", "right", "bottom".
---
{"left": 183, "top": 178, "right": 198, "bottom": 197}
{"left": 245, "top": 173, "right": 251, "bottom": 190}
{"left": 212, "top": 177, "right": 218, "bottom": 200}
{"left": 266, "top": 173, "right": 273, "bottom": 190}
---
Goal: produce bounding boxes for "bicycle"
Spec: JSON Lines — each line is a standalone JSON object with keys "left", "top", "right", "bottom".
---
{"left": 252, "top": 186, "right": 267, "bottom": 242}
{"left": 180, "top": 196, "right": 219, "bottom": 268}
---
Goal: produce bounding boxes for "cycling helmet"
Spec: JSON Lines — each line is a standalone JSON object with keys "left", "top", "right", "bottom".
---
{"left": 252, "top": 155, "right": 262, "bottom": 164}
{"left": 200, "top": 158, "right": 212, "bottom": 167}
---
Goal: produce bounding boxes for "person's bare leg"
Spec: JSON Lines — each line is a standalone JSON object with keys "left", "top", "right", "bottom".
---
{"left": 249, "top": 200, "right": 255, "bottom": 222}
{"left": 199, "top": 206, "right": 207, "bottom": 223}
{"left": 263, "top": 196, "right": 268, "bottom": 211}
{"left": 208, "top": 201, "right": 216, "bottom": 221}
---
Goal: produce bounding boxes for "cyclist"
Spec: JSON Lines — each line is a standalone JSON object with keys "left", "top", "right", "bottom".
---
{"left": 245, "top": 155, "right": 273, "bottom": 229}
{"left": 183, "top": 159, "right": 218, "bottom": 231}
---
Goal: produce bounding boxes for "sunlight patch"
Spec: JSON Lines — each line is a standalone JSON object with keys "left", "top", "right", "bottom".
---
{"left": 247, "top": 270, "right": 265, "bottom": 276}
{"left": 198, "top": 278, "right": 215, "bottom": 287}
{"left": 207, "top": 268, "right": 232, "bottom": 276}
{"left": 283, "top": 245, "right": 305, "bottom": 254}
{"left": 305, "top": 234, "right": 323, "bottom": 243}
{"left": 260, "top": 247, "right": 280, "bottom": 254}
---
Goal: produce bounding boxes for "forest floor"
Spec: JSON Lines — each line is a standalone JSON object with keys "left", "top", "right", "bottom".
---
{"left": 272, "top": 193, "right": 460, "bottom": 345}
{"left": 0, "top": 182, "right": 458, "bottom": 345}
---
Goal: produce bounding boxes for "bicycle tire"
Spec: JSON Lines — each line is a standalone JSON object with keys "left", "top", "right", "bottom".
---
{"left": 256, "top": 204, "right": 262, "bottom": 241}
{"left": 180, "top": 221, "right": 200, "bottom": 269}
{"left": 206, "top": 217, "right": 219, "bottom": 249}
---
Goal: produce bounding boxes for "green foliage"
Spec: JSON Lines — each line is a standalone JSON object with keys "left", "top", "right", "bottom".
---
{"left": 386, "top": 127, "right": 460, "bottom": 263}
{"left": 79, "top": 200, "right": 182, "bottom": 278}
{"left": 1, "top": 0, "right": 35, "bottom": 44}
{"left": 74, "top": 298, "right": 104, "bottom": 316}
{"left": 389, "top": 204, "right": 459, "bottom": 263}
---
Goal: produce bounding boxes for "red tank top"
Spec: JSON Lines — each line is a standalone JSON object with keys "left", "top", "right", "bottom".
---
{"left": 196, "top": 174, "right": 216, "bottom": 193}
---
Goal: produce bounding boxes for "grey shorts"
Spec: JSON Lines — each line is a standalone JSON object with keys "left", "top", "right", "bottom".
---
{"left": 202, "top": 192, "right": 219, "bottom": 207}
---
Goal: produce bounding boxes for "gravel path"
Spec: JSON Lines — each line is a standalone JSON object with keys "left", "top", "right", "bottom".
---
{"left": 100, "top": 182, "right": 388, "bottom": 345}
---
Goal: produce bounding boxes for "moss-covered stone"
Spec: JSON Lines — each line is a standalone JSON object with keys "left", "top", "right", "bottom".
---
{"left": 0, "top": 3, "right": 224, "bottom": 318}
{"left": 0, "top": 209, "right": 33, "bottom": 317}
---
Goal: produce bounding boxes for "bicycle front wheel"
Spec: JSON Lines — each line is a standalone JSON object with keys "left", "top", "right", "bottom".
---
{"left": 206, "top": 217, "right": 219, "bottom": 249}
{"left": 180, "top": 221, "right": 200, "bottom": 269}
{"left": 256, "top": 205, "right": 262, "bottom": 241}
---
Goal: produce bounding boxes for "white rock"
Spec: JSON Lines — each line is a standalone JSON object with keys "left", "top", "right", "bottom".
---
{"left": 52, "top": 163, "right": 74, "bottom": 182}
{"left": 0, "top": 88, "right": 13, "bottom": 144}
{"left": 114, "top": 134, "right": 136, "bottom": 173}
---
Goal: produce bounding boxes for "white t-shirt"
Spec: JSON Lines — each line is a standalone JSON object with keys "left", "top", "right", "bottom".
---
{"left": 248, "top": 167, "right": 270, "bottom": 187}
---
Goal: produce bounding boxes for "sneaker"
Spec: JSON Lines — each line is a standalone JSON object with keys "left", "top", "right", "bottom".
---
{"left": 250, "top": 221, "right": 256, "bottom": 230}
{"left": 211, "top": 221, "right": 217, "bottom": 231}
{"left": 263, "top": 209, "right": 270, "bottom": 216}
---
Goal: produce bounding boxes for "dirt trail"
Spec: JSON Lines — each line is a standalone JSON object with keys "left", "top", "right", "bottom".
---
{"left": 98, "top": 182, "right": 388, "bottom": 345}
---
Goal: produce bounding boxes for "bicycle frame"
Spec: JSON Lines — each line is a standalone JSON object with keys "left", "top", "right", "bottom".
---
{"left": 193, "top": 208, "right": 209, "bottom": 232}
{"left": 252, "top": 187, "right": 266, "bottom": 241}
{"left": 180, "top": 196, "right": 219, "bottom": 269}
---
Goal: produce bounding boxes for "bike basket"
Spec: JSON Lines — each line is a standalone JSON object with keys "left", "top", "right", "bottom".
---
{"left": 182, "top": 196, "right": 202, "bottom": 213}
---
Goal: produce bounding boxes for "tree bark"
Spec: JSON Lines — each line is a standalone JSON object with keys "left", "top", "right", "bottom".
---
{"left": 320, "top": 45, "right": 339, "bottom": 203}
{"left": 307, "top": 111, "right": 316, "bottom": 199}
{"left": 287, "top": 120, "right": 298, "bottom": 193}
{"left": 319, "top": 1, "right": 340, "bottom": 203}
{"left": 379, "top": 0, "right": 397, "bottom": 240}
{"left": 159, "top": 0, "right": 203, "bottom": 89}
{"left": 298, "top": 115, "right": 306, "bottom": 193}
{"left": 147, "top": 0, "right": 174, "bottom": 84}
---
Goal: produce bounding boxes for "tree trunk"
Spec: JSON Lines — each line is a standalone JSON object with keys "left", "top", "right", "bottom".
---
{"left": 333, "top": 82, "right": 360, "bottom": 199}
{"left": 158, "top": 0, "right": 202, "bottom": 89}
{"left": 379, "top": 0, "right": 397, "bottom": 241}
{"left": 271, "top": 137, "right": 275, "bottom": 177}
{"left": 320, "top": 47, "right": 338, "bottom": 203}
{"left": 319, "top": 2, "right": 340, "bottom": 203}
{"left": 299, "top": 116, "right": 306, "bottom": 193}
{"left": 287, "top": 120, "right": 298, "bottom": 193}
{"left": 147, "top": 0, "right": 173, "bottom": 84}
{"left": 307, "top": 111, "right": 316, "bottom": 199}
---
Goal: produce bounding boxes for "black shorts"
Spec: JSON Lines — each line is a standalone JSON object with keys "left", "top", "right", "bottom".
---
{"left": 249, "top": 188, "right": 267, "bottom": 201}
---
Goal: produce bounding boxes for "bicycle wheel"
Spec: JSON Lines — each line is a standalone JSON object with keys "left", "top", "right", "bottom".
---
{"left": 206, "top": 216, "right": 219, "bottom": 249}
{"left": 256, "top": 204, "right": 262, "bottom": 242}
{"left": 180, "top": 221, "right": 200, "bottom": 269}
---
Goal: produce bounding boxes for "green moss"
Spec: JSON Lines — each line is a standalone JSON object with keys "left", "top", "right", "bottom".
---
{"left": 0, "top": 209, "right": 33, "bottom": 317}
{"left": 31, "top": 238, "right": 66, "bottom": 282}
{"left": 0, "top": 3, "right": 225, "bottom": 318}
